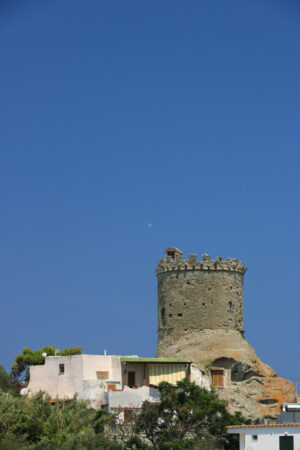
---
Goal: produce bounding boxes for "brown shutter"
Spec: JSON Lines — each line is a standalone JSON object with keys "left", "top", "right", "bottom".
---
{"left": 211, "top": 369, "right": 224, "bottom": 387}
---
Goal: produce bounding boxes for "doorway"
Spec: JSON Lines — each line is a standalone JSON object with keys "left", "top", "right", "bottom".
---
{"left": 128, "top": 371, "right": 136, "bottom": 387}
{"left": 279, "top": 436, "right": 294, "bottom": 450}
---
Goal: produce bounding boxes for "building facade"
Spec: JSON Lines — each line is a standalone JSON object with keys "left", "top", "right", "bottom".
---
{"left": 25, "top": 354, "right": 210, "bottom": 412}
{"left": 227, "top": 424, "right": 300, "bottom": 450}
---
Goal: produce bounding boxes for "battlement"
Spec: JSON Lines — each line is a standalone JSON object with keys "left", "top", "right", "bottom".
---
{"left": 156, "top": 247, "right": 247, "bottom": 275}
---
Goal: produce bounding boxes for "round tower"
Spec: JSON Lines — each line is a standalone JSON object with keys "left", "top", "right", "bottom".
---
{"left": 156, "top": 247, "right": 247, "bottom": 352}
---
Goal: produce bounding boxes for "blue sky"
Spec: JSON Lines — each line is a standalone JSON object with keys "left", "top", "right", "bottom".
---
{"left": 0, "top": 0, "right": 299, "bottom": 384}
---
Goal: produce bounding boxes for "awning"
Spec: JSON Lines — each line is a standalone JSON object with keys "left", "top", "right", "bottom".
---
{"left": 149, "top": 364, "right": 186, "bottom": 386}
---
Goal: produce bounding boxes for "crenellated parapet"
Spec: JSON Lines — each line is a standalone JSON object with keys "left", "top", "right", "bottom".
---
{"left": 156, "top": 247, "right": 247, "bottom": 275}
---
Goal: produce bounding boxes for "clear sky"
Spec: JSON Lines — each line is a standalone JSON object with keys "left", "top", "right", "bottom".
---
{"left": 0, "top": 0, "right": 299, "bottom": 384}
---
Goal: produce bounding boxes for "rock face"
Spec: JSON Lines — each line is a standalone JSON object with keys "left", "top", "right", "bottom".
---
{"left": 156, "top": 248, "right": 295, "bottom": 423}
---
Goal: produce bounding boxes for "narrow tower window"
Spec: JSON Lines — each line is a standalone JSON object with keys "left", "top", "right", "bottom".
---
{"left": 227, "top": 301, "right": 233, "bottom": 311}
{"left": 161, "top": 308, "right": 166, "bottom": 327}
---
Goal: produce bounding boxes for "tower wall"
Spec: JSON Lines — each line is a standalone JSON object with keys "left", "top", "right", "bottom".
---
{"left": 156, "top": 248, "right": 247, "bottom": 348}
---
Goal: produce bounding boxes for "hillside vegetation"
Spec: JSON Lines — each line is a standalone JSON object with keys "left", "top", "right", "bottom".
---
{"left": 0, "top": 362, "right": 241, "bottom": 450}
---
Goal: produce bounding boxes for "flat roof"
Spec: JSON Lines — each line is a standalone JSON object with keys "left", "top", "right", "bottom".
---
{"left": 120, "top": 357, "right": 191, "bottom": 363}
{"left": 227, "top": 424, "right": 300, "bottom": 430}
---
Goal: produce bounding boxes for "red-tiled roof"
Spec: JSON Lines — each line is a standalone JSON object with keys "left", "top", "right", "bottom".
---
{"left": 227, "top": 423, "right": 300, "bottom": 429}
{"left": 49, "top": 398, "right": 73, "bottom": 403}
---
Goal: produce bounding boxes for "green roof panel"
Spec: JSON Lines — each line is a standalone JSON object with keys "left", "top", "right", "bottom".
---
{"left": 120, "top": 357, "right": 191, "bottom": 363}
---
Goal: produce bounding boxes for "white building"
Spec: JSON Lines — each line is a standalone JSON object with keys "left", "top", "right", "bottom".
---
{"left": 25, "top": 354, "right": 210, "bottom": 414}
{"left": 227, "top": 423, "right": 300, "bottom": 450}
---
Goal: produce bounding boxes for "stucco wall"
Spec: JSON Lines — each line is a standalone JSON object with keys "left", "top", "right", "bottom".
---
{"left": 28, "top": 355, "right": 122, "bottom": 404}
{"left": 80, "top": 380, "right": 106, "bottom": 407}
{"left": 81, "top": 355, "right": 122, "bottom": 385}
{"left": 28, "top": 355, "right": 83, "bottom": 399}
{"left": 229, "top": 427, "right": 300, "bottom": 450}
{"left": 190, "top": 364, "right": 210, "bottom": 390}
{"left": 107, "top": 386, "right": 160, "bottom": 410}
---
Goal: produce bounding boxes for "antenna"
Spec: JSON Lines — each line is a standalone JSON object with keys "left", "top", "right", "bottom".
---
{"left": 294, "top": 380, "right": 300, "bottom": 399}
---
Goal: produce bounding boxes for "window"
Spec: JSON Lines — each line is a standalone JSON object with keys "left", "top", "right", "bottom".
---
{"left": 96, "top": 371, "right": 109, "bottom": 380}
{"left": 211, "top": 369, "right": 224, "bottom": 387}
{"left": 252, "top": 435, "right": 258, "bottom": 441}
{"left": 167, "top": 251, "right": 175, "bottom": 258}
{"left": 227, "top": 301, "right": 233, "bottom": 311}
{"left": 177, "top": 313, "right": 183, "bottom": 317}
{"left": 59, "top": 364, "right": 64, "bottom": 375}
{"left": 161, "top": 308, "right": 166, "bottom": 326}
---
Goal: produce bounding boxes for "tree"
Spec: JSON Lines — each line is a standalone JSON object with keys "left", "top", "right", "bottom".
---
{"left": 0, "top": 365, "right": 19, "bottom": 394}
{"left": 11, "top": 345, "right": 82, "bottom": 381}
{"left": 132, "top": 379, "right": 243, "bottom": 449}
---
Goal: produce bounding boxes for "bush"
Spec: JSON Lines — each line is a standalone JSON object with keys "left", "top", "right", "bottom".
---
{"left": 0, "top": 390, "right": 117, "bottom": 448}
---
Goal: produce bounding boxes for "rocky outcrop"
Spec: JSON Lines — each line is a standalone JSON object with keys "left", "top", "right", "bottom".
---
{"left": 156, "top": 329, "right": 295, "bottom": 423}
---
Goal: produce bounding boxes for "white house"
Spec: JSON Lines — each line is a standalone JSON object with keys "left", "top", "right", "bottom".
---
{"left": 25, "top": 354, "right": 210, "bottom": 415}
{"left": 227, "top": 423, "right": 300, "bottom": 450}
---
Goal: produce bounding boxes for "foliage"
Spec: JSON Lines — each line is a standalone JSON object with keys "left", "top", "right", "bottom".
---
{"left": 0, "top": 372, "right": 242, "bottom": 449}
{"left": 0, "top": 389, "right": 119, "bottom": 449}
{"left": 0, "top": 432, "right": 122, "bottom": 449}
{"left": 0, "top": 365, "right": 19, "bottom": 394}
{"left": 131, "top": 379, "right": 243, "bottom": 449}
{"left": 11, "top": 345, "right": 82, "bottom": 380}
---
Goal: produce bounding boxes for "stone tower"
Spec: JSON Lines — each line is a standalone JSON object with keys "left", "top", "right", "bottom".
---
{"left": 156, "top": 247, "right": 247, "bottom": 354}
{"left": 156, "top": 247, "right": 295, "bottom": 423}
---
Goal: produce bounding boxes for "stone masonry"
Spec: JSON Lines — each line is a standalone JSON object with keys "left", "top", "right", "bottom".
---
{"left": 156, "top": 248, "right": 246, "bottom": 344}
{"left": 156, "top": 247, "right": 295, "bottom": 423}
